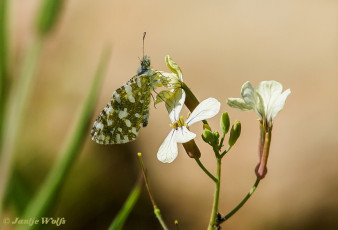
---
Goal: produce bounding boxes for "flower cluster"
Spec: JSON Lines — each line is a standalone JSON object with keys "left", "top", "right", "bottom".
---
{"left": 156, "top": 56, "right": 291, "bottom": 180}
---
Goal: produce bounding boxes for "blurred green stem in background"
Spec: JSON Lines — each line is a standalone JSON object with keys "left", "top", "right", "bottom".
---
{"left": 36, "top": 0, "right": 65, "bottom": 36}
{"left": 0, "top": 0, "right": 8, "bottom": 149}
{"left": 0, "top": 38, "right": 43, "bottom": 217}
{"left": 108, "top": 176, "right": 143, "bottom": 230}
{"left": 18, "top": 49, "right": 110, "bottom": 230}
{"left": 0, "top": 0, "right": 67, "bottom": 217}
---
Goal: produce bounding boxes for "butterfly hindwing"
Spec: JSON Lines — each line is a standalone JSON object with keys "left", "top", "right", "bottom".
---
{"left": 91, "top": 73, "right": 153, "bottom": 144}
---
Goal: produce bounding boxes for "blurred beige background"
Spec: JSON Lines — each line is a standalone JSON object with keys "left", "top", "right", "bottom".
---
{"left": 8, "top": 0, "right": 338, "bottom": 229}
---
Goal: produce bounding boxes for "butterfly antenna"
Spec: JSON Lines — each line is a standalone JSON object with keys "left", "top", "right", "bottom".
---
{"left": 143, "top": 32, "right": 146, "bottom": 58}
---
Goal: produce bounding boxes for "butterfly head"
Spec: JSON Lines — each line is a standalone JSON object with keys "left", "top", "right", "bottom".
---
{"left": 137, "top": 55, "right": 151, "bottom": 75}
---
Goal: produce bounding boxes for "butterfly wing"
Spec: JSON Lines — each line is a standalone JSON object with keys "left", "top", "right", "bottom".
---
{"left": 91, "top": 74, "right": 152, "bottom": 144}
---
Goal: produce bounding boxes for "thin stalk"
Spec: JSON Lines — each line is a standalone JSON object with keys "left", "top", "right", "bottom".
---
{"left": 220, "top": 145, "right": 231, "bottom": 158}
{"left": 137, "top": 153, "right": 168, "bottom": 230}
{"left": 0, "top": 0, "right": 9, "bottom": 150}
{"left": 220, "top": 178, "right": 260, "bottom": 223}
{"left": 195, "top": 158, "right": 217, "bottom": 183}
{"left": 218, "top": 132, "right": 226, "bottom": 152}
{"left": 108, "top": 176, "right": 143, "bottom": 230}
{"left": 208, "top": 157, "right": 221, "bottom": 230}
{"left": 0, "top": 38, "right": 43, "bottom": 217}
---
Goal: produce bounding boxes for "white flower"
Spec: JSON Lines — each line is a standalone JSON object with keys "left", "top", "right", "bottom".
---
{"left": 157, "top": 94, "right": 221, "bottom": 163}
{"left": 155, "top": 55, "right": 184, "bottom": 105}
{"left": 227, "top": 81, "right": 291, "bottom": 127}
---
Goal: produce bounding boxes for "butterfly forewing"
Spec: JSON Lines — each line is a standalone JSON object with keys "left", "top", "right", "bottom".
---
{"left": 91, "top": 58, "right": 154, "bottom": 144}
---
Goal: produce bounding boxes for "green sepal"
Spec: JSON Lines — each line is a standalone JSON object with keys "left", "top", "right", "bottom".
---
{"left": 220, "top": 112, "right": 230, "bottom": 134}
{"left": 228, "top": 120, "right": 241, "bottom": 147}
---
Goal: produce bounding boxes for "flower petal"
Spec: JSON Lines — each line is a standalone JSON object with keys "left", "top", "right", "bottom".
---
{"left": 166, "top": 88, "right": 186, "bottom": 122}
{"left": 270, "top": 88, "right": 291, "bottom": 120}
{"left": 256, "top": 81, "right": 289, "bottom": 121}
{"left": 241, "top": 81, "right": 258, "bottom": 110}
{"left": 165, "top": 55, "right": 183, "bottom": 82}
{"left": 157, "top": 129, "right": 179, "bottom": 163}
{"left": 186, "top": 98, "right": 220, "bottom": 126}
{"left": 157, "top": 71, "right": 181, "bottom": 88}
{"left": 175, "top": 127, "right": 196, "bottom": 143}
{"left": 226, "top": 98, "right": 252, "bottom": 110}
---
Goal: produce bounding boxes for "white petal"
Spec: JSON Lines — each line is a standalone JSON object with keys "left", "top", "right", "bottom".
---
{"left": 227, "top": 98, "right": 252, "bottom": 110}
{"left": 241, "top": 81, "right": 258, "bottom": 109}
{"left": 256, "top": 81, "right": 282, "bottom": 113}
{"left": 175, "top": 127, "right": 196, "bottom": 143}
{"left": 186, "top": 98, "right": 220, "bottom": 126}
{"left": 256, "top": 81, "right": 288, "bottom": 121}
{"left": 270, "top": 88, "right": 291, "bottom": 120}
{"left": 157, "top": 129, "right": 179, "bottom": 163}
{"left": 166, "top": 88, "right": 186, "bottom": 122}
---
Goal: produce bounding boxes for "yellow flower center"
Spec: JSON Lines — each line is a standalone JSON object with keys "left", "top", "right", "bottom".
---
{"left": 170, "top": 115, "right": 188, "bottom": 130}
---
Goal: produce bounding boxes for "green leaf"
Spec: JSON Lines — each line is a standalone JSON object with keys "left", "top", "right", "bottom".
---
{"left": 0, "top": 0, "right": 8, "bottom": 149}
{"left": 108, "top": 178, "right": 143, "bottom": 230}
{"left": 18, "top": 49, "right": 110, "bottom": 230}
{"left": 36, "top": 0, "right": 65, "bottom": 36}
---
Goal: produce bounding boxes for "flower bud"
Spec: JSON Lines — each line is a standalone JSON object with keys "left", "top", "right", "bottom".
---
{"left": 220, "top": 112, "right": 230, "bottom": 134}
{"left": 228, "top": 120, "right": 241, "bottom": 147}
{"left": 202, "top": 129, "right": 218, "bottom": 146}
{"left": 182, "top": 139, "right": 201, "bottom": 158}
{"left": 214, "top": 131, "right": 220, "bottom": 139}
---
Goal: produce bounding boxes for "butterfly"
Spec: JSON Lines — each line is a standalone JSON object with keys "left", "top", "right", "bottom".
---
{"left": 90, "top": 54, "right": 161, "bottom": 144}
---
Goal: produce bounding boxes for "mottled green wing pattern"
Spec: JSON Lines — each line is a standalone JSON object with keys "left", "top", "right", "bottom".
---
{"left": 91, "top": 74, "right": 152, "bottom": 144}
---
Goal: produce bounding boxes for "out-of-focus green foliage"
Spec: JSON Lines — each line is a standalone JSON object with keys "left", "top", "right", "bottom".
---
{"left": 19, "top": 49, "right": 110, "bottom": 230}
{"left": 36, "top": 0, "right": 65, "bottom": 36}
{"left": 108, "top": 178, "right": 143, "bottom": 230}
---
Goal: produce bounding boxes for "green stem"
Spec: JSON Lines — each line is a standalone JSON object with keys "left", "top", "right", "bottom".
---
{"left": 154, "top": 207, "right": 169, "bottom": 230}
{"left": 195, "top": 158, "right": 217, "bottom": 183}
{"left": 220, "top": 146, "right": 231, "bottom": 158}
{"left": 218, "top": 132, "right": 226, "bottom": 152}
{"left": 108, "top": 176, "right": 143, "bottom": 230}
{"left": 0, "top": 0, "right": 8, "bottom": 150}
{"left": 220, "top": 178, "right": 260, "bottom": 223}
{"left": 18, "top": 49, "right": 110, "bottom": 230}
{"left": 138, "top": 153, "right": 168, "bottom": 230}
{"left": 0, "top": 38, "right": 43, "bottom": 217}
{"left": 208, "top": 157, "right": 221, "bottom": 230}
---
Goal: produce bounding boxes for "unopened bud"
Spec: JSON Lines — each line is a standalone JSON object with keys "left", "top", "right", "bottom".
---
{"left": 182, "top": 139, "right": 201, "bottom": 158}
{"left": 228, "top": 120, "right": 241, "bottom": 147}
{"left": 220, "top": 112, "right": 230, "bottom": 134}
{"left": 202, "top": 129, "right": 218, "bottom": 146}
